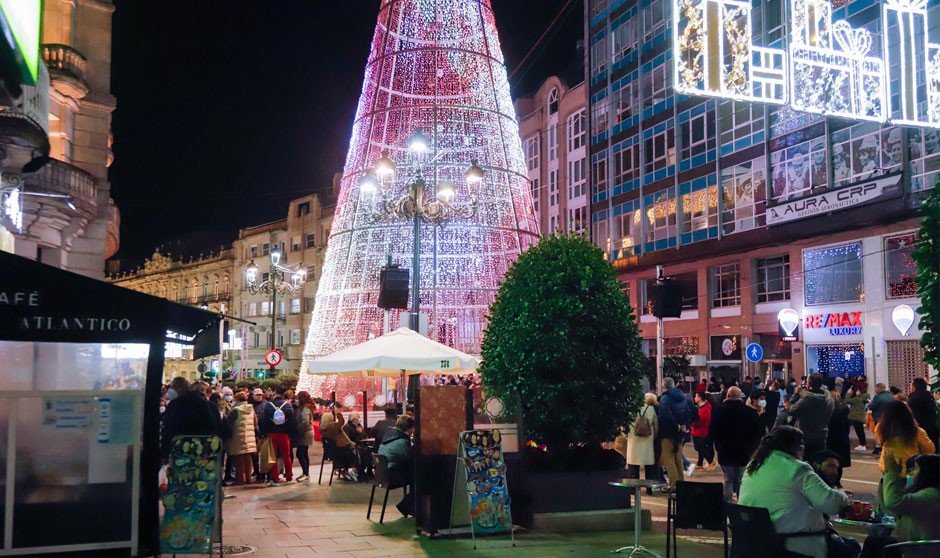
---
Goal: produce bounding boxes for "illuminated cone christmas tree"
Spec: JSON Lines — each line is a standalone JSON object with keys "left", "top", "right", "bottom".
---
{"left": 298, "top": 0, "right": 539, "bottom": 396}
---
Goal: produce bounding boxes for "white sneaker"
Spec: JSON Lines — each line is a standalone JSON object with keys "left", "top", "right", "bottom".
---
{"left": 854, "top": 445, "right": 867, "bottom": 451}
{"left": 686, "top": 462, "right": 696, "bottom": 477}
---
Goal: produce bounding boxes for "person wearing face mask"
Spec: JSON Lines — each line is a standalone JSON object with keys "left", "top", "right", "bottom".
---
{"left": 160, "top": 376, "right": 222, "bottom": 463}
{"left": 747, "top": 390, "right": 768, "bottom": 433}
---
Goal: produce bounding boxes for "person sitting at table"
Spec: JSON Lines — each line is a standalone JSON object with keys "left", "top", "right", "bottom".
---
{"left": 319, "top": 408, "right": 359, "bottom": 481}
{"left": 378, "top": 415, "right": 415, "bottom": 517}
{"left": 739, "top": 426, "right": 854, "bottom": 558}
{"left": 810, "top": 450, "right": 846, "bottom": 490}
{"left": 344, "top": 412, "right": 373, "bottom": 479}
{"left": 370, "top": 407, "right": 398, "bottom": 452}
{"left": 860, "top": 452, "right": 940, "bottom": 558}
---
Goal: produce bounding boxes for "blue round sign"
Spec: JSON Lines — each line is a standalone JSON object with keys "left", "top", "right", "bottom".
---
{"left": 746, "top": 343, "right": 763, "bottom": 362}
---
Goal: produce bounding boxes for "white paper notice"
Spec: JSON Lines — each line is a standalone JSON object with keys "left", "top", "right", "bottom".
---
{"left": 42, "top": 398, "right": 93, "bottom": 430}
{"left": 88, "top": 441, "right": 127, "bottom": 484}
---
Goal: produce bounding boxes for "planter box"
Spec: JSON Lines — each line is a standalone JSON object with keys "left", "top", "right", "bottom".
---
{"left": 525, "top": 470, "right": 631, "bottom": 514}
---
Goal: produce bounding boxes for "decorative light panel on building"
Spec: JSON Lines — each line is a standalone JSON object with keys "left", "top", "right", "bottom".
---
{"left": 673, "top": 0, "right": 940, "bottom": 128}
{"left": 297, "top": 0, "right": 539, "bottom": 396}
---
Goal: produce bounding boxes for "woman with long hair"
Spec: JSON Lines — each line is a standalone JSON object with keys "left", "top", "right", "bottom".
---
{"left": 874, "top": 400, "right": 935, "bottom": 476}
{"left": 739, "top": 426, "right": 850, "bottom": 558}
{"left": 293, "top": 391, "right": 315, "bottom": 482}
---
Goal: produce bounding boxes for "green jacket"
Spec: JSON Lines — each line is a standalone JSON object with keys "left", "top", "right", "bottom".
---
{"left": 845, "top": 392, "right": 869, "bottom": 423}
{"left": 883, "top": 469, "right": 940, "bottom": 553}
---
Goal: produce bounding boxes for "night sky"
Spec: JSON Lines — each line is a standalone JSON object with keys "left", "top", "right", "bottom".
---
{"left": 109, "top": 1, "right": 583, "bottom": 262}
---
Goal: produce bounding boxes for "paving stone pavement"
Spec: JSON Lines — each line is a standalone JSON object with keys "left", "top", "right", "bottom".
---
{"left": 204, "top": 464, "right": 729, "bottom": 558}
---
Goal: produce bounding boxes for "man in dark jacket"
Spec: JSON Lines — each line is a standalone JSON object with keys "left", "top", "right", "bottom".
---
{"left": 378, "top": 415, "right": 415, "bottom": 516}
{"left": 708, "top": 386, "right": 763, "bottom": 501}
{"left": 868, "top": 382, "right": 893, "bottom": 455}
{"left": 258, "top": 387, "right": 296, "bottom": 485}
{"left": 789, "top": 373, "right": 834, "bottom": 458}
{"left": 160, "top": 376, "right": 221, "bottom": 461}
{"left": 370, "top": 407, "right": 398, "bottom": 452}
{"left": 658, "top": 378, "right": 691, "bottom": 490}
{"left": 908, "top": 378, "right": 939, "bottom": 448}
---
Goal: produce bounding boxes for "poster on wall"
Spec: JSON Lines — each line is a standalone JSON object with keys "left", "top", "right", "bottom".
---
{"left": 160, "top": 436, "right": 222, "bottom": 554}
{"left": 459, "top": 429, "right": 513, "bottom": 535}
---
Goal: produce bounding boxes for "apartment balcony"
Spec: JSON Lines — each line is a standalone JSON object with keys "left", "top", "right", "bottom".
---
{"left": 24, "top": 159, "right": 98, "bottom": 220}
{"left": 0, "top": 63, "right": 50, "bottom": 172}
{"left": 42, "top": 44, "right": 89, "bottom": 99}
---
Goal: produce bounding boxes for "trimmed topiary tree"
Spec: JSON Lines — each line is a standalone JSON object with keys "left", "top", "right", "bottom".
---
{"left": 913, "top": 178, "right": 939, "bottom": 387}
{"left": 480, "top": 233, "right": 644, "bottom": 452}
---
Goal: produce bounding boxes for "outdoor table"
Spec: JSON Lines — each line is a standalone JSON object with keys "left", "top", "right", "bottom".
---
{"left": 831, "top": 515, "right": 896, "bottom": 536}
{"left": 608, "top": 478, "right": 668, "bottom": 556}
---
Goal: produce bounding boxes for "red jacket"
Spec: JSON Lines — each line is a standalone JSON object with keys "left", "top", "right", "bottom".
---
{"left": 691, "top": 400, "right": 712, "bottom": 438}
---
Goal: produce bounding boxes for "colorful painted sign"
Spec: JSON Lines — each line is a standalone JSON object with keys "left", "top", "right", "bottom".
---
{"left": 160, "top": 436, "right": 222, "bottom": 554}
{"left": 460, "top": 429, "right": 512, "bottom": 535}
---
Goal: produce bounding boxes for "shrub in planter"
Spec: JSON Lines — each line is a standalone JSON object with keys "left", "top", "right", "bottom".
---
{"left": 480, "top": 233, "right": 644, "bottom": 466}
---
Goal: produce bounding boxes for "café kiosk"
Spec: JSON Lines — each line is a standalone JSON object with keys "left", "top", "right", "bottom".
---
{"left": 0, "top": 251, "right": 220, "bottom": 557}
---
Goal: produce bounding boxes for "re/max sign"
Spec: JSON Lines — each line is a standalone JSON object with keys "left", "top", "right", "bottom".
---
{"left": 805, "top": 312, "right": 862, "bottom": 328}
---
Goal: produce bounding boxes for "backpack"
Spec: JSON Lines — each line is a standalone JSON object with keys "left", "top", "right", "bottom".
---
{"left": 271, "top": 401, "right": 288, "bottom": 426}
{"left": 689, "top": 400, "right": 700, "bottom": 424}
{"left": 635, "top": 406, "right": 653, "bottom": 437}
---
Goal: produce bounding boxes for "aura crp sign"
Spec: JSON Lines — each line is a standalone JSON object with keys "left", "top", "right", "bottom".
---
{"left": 674, "top": 0, "right": 940, "bottom": 128}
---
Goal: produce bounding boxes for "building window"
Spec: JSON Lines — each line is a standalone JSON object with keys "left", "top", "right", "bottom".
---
{"left": 830, "top": 122, "right": 899, "bottom": 190}
{"left": 644, "top": 129, "right": 675, "bottom": 175}
{"left": 291, "top": 236, "right": 302, "bottom": 251}
{"left": 646, "top": 189, "right": 677, "bottom": 243}
{"left": 568, "top": 206, "right": 587, "bottom": 232}
{"left": 567, "top": 157, "right": 586, "bottom": 199}
{"left": 548, "top": 125, "right": 558, "bottom": 161}
{"left": 252, "top": 332, "right": 260, "bottom": 349}
{"left": 908, "top": 128, "right": 940, "bottom": 193}
{"left": 279, "top": 300, "right": 286, "bottom": 317}
{"left": 710, "top": 262, "right": 741, "bottom": 308}
{"left": 261, "top": 301, "right": 271, "bottom": 315}
{"left": 718, "top": 101, "right": 763, "bottom": 148}
{"left": 290, "top": 329, "right": 301, "bottom": 345}
{"left": 721, "top": 157, "right": 767, "bottom": 235}
{"left": 643, "top": 63, "right": 671, "bottom": 108}
{"left": 616, "top": 83, "right": 634, "bottom": 124}
{"left": 547, "top": 88, "right": 559, "bottom": 115}
{"left": 614, "top": 143, "right": 640, "bottom": 185}
{"left": 612, "top": 19, "right": 636, "bottom": 63}
{"left": 680, "top": 185, "right": 719, "bottom": 233}
{"left": 248, "top": 302, "right": 257, "bottom": 316}
{"left": 592, "top": 157, "right": 608, "bottom": 197}
{"left": 885, "top": 233, "right": 918, "bottom": 298}
{"left": 614, "top": 206, "right": 643, "bottom": 252}
{"left": 594, "top": 218, "right": 610, "bottom": 254}
{"left": 249, "top": 245, "right": 258, "bottom": 258}
{"left": 530, "top": 178, "right": 540, "bottom": 212}
{"left": 803, "top": 243, "right": 863, "bottom": 306}
{"left": 680, "top": 111, "right": 715, "bottom": 160}
{"left": 649, "top": 336, "right": 701, "bottom": 356}
{"left": 590, "top": 34, "right": 607, "bottom": 78}
{"left": 590, "top": 0, "right": 608, "bottom": 19}
{"left": 261, "top": 242, "right": 270, "bottom": 256}
{"left": 756, "top": 255, "right": 790, "bottom": 303}
{"left": 297, "top": 201, "right": 311, "bottom": 217}
{"left": 524, "top": 135, "right": 540, "bottom": 172}
{"left": 592, "top": 100, "right": 609, "bottom": 135}
{"left": 567, "top": 110, "right": 586, "bottom": 152}
{"left": 549, "top": 170, "right": 559, "bottom": 207}
{"left": 643, "top": 0, "right": 666, "bottom": 41}
{"left": 261, "top": 272, "right": 270, "bottom": 283}
{"left": 305, "top": 233, "right": 316, "bottom": 248}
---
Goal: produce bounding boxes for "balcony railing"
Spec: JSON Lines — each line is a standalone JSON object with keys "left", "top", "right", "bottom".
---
{"left": 42, "top": 44, "right": 87, "bottom": 83}
{"left": 1, "top": 62, "right": 49, "bottom": 134}
{"left": 25, "top": 159, "right": 97, "bottom": 213}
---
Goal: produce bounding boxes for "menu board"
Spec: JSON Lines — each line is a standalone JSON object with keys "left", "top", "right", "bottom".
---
{"left": 460, "top": 429, "right": 512, "bottom": 535}
{"left": 160, "top": 436, "right": 222, "bottom": 554}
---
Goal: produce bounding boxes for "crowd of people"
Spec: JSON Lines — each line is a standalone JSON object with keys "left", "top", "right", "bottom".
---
{"left": 615, "top": 372, "right": 939, "bottom": 558}
{"left": 159, "top": 377, "right": 417, "bottom": 515}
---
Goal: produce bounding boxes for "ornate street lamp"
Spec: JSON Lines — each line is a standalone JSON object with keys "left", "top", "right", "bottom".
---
{"left": 245, "top": 247, "right": 306, "bottom": 378}
{"left": 358, "top": 128, "right": 482, "bottom": 336}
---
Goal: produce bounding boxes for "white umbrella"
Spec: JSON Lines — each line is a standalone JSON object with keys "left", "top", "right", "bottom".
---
{"left": 304, "top": 326, "right": 479, "bottom": 402}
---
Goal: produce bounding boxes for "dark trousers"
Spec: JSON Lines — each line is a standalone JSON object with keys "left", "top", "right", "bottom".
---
{"left": 296, "top": 445, "right": 310, "bottom": 476}
{"left": 627, "top": 464, "right": 660, "bottom": 481}
{"left": 860, "top": 534, "right": 896, "bottom": 558}
{"left": 693, "top": 436, "right": 714, "bottom": 466}
{"left": 805, "top": 437, "right": 827, "bottom": 460}
{"left": 850, "top": 420, "right": 867, "bottom": 447}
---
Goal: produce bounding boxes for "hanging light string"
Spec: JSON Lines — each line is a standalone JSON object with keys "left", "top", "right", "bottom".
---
{"left": 507, "top": 0, "right": 577, "bottom": 85}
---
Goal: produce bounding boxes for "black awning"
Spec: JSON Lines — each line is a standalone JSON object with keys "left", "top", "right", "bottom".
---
{"left": 0, "top": 251, "right": 220, "bottom": 358}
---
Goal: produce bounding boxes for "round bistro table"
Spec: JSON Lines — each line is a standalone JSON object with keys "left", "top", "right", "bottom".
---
{"left": 608, "top": 478, "right": 668, "bottom": 556}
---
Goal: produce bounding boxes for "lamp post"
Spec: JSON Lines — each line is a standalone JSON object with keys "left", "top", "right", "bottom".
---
{"left": 245, "top": 247, "right": 306, "bottom": 379}
{"left": 358, "top": 128, "right": 484, "bottom": 335}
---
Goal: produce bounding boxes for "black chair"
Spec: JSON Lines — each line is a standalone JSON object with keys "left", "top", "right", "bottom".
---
{"left": 725, "top": 503, "right": 826, "bottom": 558}
{"left": 666, "top": 481, "right": 727, "bottom": 558}
{"left": 318, "top": 437, "right": 338, "bottom": 485}
{"left": 883, "top": 540, "right": 940, "bottom": 557}
{"left": 366, "top": 453, "right": 409, "bottom": 524}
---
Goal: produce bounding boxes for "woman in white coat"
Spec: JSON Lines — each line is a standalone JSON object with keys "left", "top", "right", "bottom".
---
{"left": 626, "top": 393, "right": 660, "bottom": 485}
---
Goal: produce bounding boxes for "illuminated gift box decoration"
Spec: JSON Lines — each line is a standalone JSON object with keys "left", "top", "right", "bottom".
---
{"left": 674, "top": 0, "right": 786, "bottom": 103}
{"left": 883, "top": 0, "right": 940, "bottom": 126}
{"left": 789, "top": 0, "right": 885, "bottom": 122}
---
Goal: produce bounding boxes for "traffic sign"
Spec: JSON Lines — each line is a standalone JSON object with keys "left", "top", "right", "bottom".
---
{"left": 264, "top": 349, "right": 283, "bottom": 367}
{"left": 745, "top": 343, "right": 763, "bottom": 362}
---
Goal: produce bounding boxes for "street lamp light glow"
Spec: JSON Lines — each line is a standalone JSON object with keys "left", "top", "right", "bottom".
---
{"left": 270, "top": 247, "right": 282, "bottom": 266}
{"left": 464, "top": 160, "right": 484, "bottom": 184}
{"left": 374, "top": 150, "right": 396, "bottom": 177}
{"left": 292, "top": 269, "right": 306, "bottom": 289}
{"left": 246, "top": 260, "right": 258, "bottom": 283}
{"left": 359, "top": 171, "right": 379, "bottom": 194}
{"left": 436, "top": 180, "right": 455, "bottom": 201}
{"left": 408, "top": 128, "right": 430, "bottom": 154}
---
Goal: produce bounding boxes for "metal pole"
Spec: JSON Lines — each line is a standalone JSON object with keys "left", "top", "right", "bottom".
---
{"left": 269, "top": 274, "right": 276, "bottom": 380}
{"left": 656, "top": 265, "right": 664, "bottom": 393}
{"left": 218, "top": 303, "right": 225, "bottom": 385}
{"left": 411, "top": 181, "right": 421, "bottom": 335}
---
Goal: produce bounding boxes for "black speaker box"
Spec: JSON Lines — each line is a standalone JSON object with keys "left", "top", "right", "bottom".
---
{"left": 378, "top": 266, "right": 410, "bottom": 309}
{"left": 652, "top": 281, "right": 683, "bottom": 318}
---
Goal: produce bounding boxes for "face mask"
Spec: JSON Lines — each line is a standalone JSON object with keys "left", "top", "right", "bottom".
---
{"left": 166, "top": 388, "right": 178, "bottom": 401}
{"left": 159, "top": 405, "right": 166, "bottom": 414}
{"left": 224, "top": 395, "right": 233, "bottom": 403}
{"left": 905, "top": 475, "right": 913, "bottom": 487}
{"left": 758, "top": 400, "right": 767, "bottom": 408}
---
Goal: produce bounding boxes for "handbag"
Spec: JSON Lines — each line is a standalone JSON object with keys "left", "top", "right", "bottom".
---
{"left": 258, "top": 437, "right": 277, "bottom": 473}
